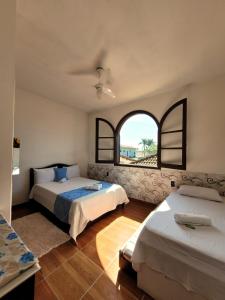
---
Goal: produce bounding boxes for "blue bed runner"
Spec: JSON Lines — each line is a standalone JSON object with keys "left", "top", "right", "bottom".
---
{"left": 54, "top": 181, "right": 113, "bottom": 223}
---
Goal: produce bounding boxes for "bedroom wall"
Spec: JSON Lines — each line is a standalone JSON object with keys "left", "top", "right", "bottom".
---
{"left": 88, "top": 75, "right": 225, "bottom": 203}
{"left": 12, "top": 88, "right": 88, "bottom": 205}
{"left": 89, "top": 75, "right": 225, "bottom": 174}
{"left": 0, "top": 1, "right": 16, "bottom": 222}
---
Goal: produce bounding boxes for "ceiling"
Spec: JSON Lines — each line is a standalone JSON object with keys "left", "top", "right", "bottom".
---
{"left": 16, "top": 0, "right": 225, "bottom": 112}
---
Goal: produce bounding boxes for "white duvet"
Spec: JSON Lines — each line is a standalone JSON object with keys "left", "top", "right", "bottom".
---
{"left": 30, "top": 177, "right": 129, "bottom": 241}
{"left": 132, "top": 192, "right": 225, "bottom": 300}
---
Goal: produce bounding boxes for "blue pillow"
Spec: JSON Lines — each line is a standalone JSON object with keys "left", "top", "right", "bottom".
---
{"left": 54, "top": 167, "right": 67, "bottom": 182}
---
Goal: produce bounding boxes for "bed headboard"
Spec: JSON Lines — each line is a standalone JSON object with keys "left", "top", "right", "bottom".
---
{"left": 30, "top": 163, "right": 73, "bottom": 191}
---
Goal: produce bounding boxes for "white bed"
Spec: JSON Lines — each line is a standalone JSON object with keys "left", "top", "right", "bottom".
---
{"left": 30, "top": 176, "right": 129, "bottom": 241}
{"left": 132, "top": 192, "right": 225, "bottom": 300}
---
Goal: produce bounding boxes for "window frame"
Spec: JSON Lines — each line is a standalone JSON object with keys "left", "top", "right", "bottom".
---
{"left": 114, "top": 110, "right": 160, "bottom": 169}
{"left": 95, "top": 118, "right": 115, "bottom": 163}
{"left": 95, "top": 99, "right": 187, "bottom": 170}
{"left": 159, "top": 98, "right": 187, "bottom": 170}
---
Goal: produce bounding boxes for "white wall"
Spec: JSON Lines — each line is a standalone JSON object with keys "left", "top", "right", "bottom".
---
{"left": 0, "top": 1, "right": 16, "bottom": 222}
{"left": 13, "top": 88, "right": 88, "bottom": 205}
{"left": 89, "top": 75, "right": 225, "bottom": 175}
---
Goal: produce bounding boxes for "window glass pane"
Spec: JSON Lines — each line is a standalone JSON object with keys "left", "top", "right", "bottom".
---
{"left": 98, "top": 138, "right": 114, "bottom": 149}
{"left": 161, "top": 105, "right": 182, "bottom": 132}
{"left": 161, "top": 149, "right": 182, "bottom": 165}
{"left": 119, "top": 114, "right": 158, "bottom": 168}
{"left": 161, "top": 132, "right": 182, "bottom": 148}
{"left": 98, "top": 150, "right": 114, "bottom": 161}
{"left": 99, "top": 121, "right": 114, "bottom": 137}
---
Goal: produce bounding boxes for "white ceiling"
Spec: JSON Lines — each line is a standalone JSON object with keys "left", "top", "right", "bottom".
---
{"left": 16, "top": 0, "right": 225, "bottom": 112}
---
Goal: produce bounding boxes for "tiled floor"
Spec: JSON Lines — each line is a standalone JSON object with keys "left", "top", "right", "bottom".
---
{"left": 12, "top": 200, "right": 155, "bottom": 300}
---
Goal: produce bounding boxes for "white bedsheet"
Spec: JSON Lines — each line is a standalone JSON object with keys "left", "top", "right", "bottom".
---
{"left": 30, "top": 177, "right": 129, "bottom": 241}
{"left": 132, "top": 192, "right": 225, "bottom": 300}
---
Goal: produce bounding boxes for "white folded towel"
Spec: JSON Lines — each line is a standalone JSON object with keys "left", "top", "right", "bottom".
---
{"left": 85, "top": 183, "right": 102, "bottom": 191}
{"left": 174, "top": 213, "right": 212, "bottom": 226}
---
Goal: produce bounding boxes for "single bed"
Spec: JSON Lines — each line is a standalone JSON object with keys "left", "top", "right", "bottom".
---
{"left": 29, "top": 164, "right": 129, "bottom": 241}
{"left": 130, "top": 191, "right": 225, "bottom": 300}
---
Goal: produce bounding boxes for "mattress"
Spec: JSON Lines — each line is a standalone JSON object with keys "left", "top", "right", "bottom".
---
{"left": 30, "top": 177, "right": 129, "bottom": 240}
{"left": 132, "top": 192, "right": 225, "bottom": 300}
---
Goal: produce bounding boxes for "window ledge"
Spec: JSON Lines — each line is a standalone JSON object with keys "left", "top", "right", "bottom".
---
{"left": 114, "top": 163, "right": 160, "bottom": 170}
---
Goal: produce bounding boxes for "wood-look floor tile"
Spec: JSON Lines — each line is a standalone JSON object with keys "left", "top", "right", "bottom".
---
{"left": 13, "top": 200, "right": 156, "bottom": 300}
{"left": 35, "top": 270, "right": 44, "bottom": 287}
{"left": 88, "top": 213, "right": 119, "bottom": 233}
{"left": 82, "top": 272, "right": 138, "bottom": 300}
{"left": 95, "top": 233, "right": 125, "bottom": 253}
{"left": 46, "top": 251, "right": 103, "bottom": 300}
{"left": 52, "top": 239, "right": 78, "bottom": 261}
{"left": 39, "top": 251, "right": 62, "bottom": 278}
{"left": 105, "top": 256, "right": 143, "bottom": 299}
{"left": 102, "top": 216, "right": 140, "bottom": 233}
{"left": 82, "top": 258, "right": 154, "bottom": 300}
{"left": 99, "top": 226, "right": 138, "bottom": 250}
{"left": 82, "top": 238, "right": 117, "bottom": 270}
{"left": 39, "top": 241, "right": 78, "bottom": 278}
{"left": 76, "top": 227, "right": 97, "bottom": 249}
{"left": 35, "top": 280, "right": 58, "bottom": 300}
{"left": 105, "top": 221, "right": 139, "bottom": 238}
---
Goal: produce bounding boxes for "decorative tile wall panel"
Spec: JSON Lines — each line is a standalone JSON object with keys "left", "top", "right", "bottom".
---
{"left": 88, "top": 164, "right": 225, "bottom": 203}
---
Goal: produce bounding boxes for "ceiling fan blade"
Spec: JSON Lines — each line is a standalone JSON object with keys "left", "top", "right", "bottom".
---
{"left": 105, "top": 68, "right": 113, "bottom": 85}
{"left": 68, "top": 49, "right": 107, "bottom": 76}
{"left": 94, "top": 48, "right": 107, "bottom": 69}
{"left": 96, "top": 88, "right": 102, "bottom": 99}
{"left": 102, "top": 86, "right": 115, "bottom": 98}
{"left": 68, "top": 68, "right": 95, "bottom": 76}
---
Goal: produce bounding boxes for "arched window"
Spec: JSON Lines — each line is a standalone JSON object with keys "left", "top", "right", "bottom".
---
{"left": 95, "top": 99, "right": 187, "bottom": 170}
{"left": 115, "top": 111, "right": 159, "bottom": 168}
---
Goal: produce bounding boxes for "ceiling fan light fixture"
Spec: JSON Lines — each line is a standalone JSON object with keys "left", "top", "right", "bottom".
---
{"left": 96, "top": 87, "right": 102, "bottom": 99}
{"left": 102, "top": 86, "right": 116, "bottom": 98}
{"left": 96, "top": 66, "right": 104, "bottom": 78}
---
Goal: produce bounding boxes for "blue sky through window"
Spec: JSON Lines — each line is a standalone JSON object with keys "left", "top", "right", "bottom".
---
{"left": 120, "top": 114, "right": 158, "bottom": 150}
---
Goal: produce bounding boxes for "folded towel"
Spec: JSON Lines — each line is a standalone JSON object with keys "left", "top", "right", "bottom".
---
{"left": 58, "top": 177, "right": 68, "bottom": 183}
{"left": 174, "top": 213, "right": 212, "bottom": 226}
{"left": 85, "top": 183, "right": 102, "bottom": 191}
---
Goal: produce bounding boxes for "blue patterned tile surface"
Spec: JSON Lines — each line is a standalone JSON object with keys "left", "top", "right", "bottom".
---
{"left": 0, "top": 214, "right": 38, "bottom": 288}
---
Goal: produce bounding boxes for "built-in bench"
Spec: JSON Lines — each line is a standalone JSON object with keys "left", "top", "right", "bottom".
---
{"left": 0, "top": 213, "right": 40, "bottom": 300}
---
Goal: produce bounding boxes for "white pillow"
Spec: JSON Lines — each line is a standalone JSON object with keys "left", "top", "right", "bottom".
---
{"left": 67, "top": 165, "right": 80, "bottom": 179}
{"left": 34, "top": 168, "right": 54, "bottom": 184}
{"left": 177, "top": 185, "right": 222, "bottom": 202}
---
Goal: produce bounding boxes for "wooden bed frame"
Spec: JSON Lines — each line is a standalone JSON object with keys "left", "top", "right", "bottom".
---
{"left": 29, "top": 163, "right": 73, "bottom": 232}
{"left": 29, "top": 163, "right": 72, "bottom": 191}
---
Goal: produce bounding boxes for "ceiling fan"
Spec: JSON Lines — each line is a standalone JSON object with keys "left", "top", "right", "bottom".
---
{"left": 68, "top": 49, "right": 115, "bottom": 99}
{"left": 94, "top": 67, "right": 115, "bottom": 99}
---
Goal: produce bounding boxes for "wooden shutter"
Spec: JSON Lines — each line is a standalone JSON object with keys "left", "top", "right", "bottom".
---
{"left": 95, "top": 118, "right": 115, "bottom": 163}
{"left": 159, "top": 99, "right": 187, "bottom": 170}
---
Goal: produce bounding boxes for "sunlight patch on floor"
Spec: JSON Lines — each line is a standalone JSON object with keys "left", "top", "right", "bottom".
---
{"left": 94, "top": 216, "right": 141, "bottom": 271}
{"left": 95, "top": 216, "right": 141, "bottom": 238}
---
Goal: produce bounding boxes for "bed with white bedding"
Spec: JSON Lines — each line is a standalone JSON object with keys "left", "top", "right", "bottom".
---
{"left": 132, "top": 191, "right": 225, "bottom": 300}
{"left": 30, "top": 164, "right": 129, "bottom": 241}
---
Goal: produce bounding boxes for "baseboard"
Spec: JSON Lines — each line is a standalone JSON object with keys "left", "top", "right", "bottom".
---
{"left": 12, "top": 201, "right": 30, "bottom": 208}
